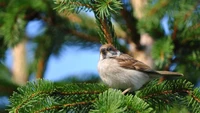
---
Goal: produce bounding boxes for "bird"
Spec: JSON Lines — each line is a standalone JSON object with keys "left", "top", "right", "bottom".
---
{"left": 97, "top": 44, "right": 183, "bottom": 93}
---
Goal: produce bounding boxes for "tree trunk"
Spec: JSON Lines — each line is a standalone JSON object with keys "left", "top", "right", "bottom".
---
{"left": 130, "top": 0, "right": 154, "bottom": 67}
{"left": 12, "top": 39, "right": 27, "bottom": 85}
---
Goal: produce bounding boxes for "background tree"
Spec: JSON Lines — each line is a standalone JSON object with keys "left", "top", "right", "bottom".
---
{"left": 0, "top": 0, "right": 199, "bottom": 112}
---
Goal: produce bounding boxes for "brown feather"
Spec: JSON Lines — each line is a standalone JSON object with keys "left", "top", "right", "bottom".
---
{"left": 115, "top": 54, "right": 155, "bottom": 72}
{"left": 115, "top": 54, "right": 183, "bottom": 77}
{"left": 156, "top": 71, "right": 183, "bottom": 76}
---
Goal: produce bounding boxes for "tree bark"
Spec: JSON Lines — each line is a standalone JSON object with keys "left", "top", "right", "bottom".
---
{"left": 12, "top": 39, "right": 27, "bottom": 85}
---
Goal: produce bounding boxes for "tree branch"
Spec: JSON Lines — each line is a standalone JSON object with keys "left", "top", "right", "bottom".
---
{"left": 69, "top": 30, "right": 100, "bottom": 42}
{"left": 99, "top": 18, "right": 113, "bottom": 44}
{"left": 34, "top": 100, "right": 95, "bottom": 113}
{"left": 15, "top": 91, "right": 51, "bottom": 113}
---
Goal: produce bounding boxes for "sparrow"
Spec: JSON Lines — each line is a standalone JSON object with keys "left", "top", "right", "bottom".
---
{"left": 97, "top": 44, "right": 183, "bottom": 93}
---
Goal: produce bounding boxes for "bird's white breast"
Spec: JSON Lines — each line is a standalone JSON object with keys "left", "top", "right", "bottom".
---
{"left": 98, "top": 58, "right": 150, "bottom": 91}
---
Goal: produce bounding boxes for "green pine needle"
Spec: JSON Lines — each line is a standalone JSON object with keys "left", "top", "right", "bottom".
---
{"left": 94, "top": 0, "right": 122, "bottom": 19}
{"left": 8, "top": 79, "right": 55, "bottom": 113}
{"left": 187, "top": 88, "right": 200, "bottom": 113}
{"left": 8, "top": 79, "right": 108, "bottom": 113}
{"left": 54, "top": 0, "right": 93, "bottom": 14}
{"left": 91, "top": 89, "right": 154, "bottom": 113}
{"left": 136, "top": 79, "right": 195, "bottom": 111}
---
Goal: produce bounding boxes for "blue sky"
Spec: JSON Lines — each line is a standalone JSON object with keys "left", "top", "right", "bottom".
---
{"left": 44, "top": 46, "right": 99, "bottom": 81}
{"left": 5, "top": 45, "right": 100, "bottom": 81}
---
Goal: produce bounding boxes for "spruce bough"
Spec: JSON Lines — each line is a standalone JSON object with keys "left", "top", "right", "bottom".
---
{"left": 8, "top": 79, "right": 200, "bottom": 112}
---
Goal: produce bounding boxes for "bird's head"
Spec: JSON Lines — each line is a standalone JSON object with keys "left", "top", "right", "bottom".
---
{"left": 99, "top": 44, "right": 120, "bottom": 60}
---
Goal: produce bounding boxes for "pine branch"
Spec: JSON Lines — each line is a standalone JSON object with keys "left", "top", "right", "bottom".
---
{"left": 54, "top": 0, "right": 93, "bottom": 13}
{"left": 136, "top": 79, "right": 195, "bottom": 111}
{"left": 9, "top": 80, "right": 55, "bottom": 113}
{"left": 54, "top": 0, "right": 122, "bottom": 45}
{"left": 8, "top": 80, "right": 108, "bottom": 113}
{"left": 34, "top": 100, "right": 95, "bottom": 113}
{"left": 92, "top": 0, "right": 122, "bottom": 45}
{"left": 91, "top": 89, "right": 154, "bottom": 113}
{"left": 55, "top": 83, "right": 108, "bottom": 95}
{"left": 8, "top": 79, "right": 200, "bottom": 112}
{"left": 187, "top": 88, "right": 200, "bottom": 113}
{"left": 93, "top": 0, "right": 122, "bottom": 19}
{"left": 137, "top": 79, "right": 194, "bottom": 98}
{"left": 98, "top": 17, "right": 113, "bottom": 44}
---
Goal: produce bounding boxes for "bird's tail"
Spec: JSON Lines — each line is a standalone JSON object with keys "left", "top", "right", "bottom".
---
{"left": 156, "top": 71, "right": 183, "bottom": 77}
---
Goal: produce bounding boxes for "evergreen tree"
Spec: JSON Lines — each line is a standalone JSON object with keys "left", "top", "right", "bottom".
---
{"left": 0, "top": 0, "right": 199, "bottom": 112}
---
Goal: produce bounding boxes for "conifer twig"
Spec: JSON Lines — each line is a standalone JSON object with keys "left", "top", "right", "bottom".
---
{"left": 34, "top": 100, "right": 95, "bottom": 113}
{"left": 55, "top": 90, "right": 103, "bottom": 95}
{"left": 15, "top": 91, "right": 51, "bottom": 113}
{"left": 140, "top": 89, "right": 189, "bottom": 99}
{"left": 99, "top": 18, "right": 113, "bottom": 44}
{"left": 56, "top": 1, "right": 93, "bottom": 9}
{"left": 186, "top": 90, "right": 200, "bottom": 103}
{"left": 191, "top": 94, "right": 200, "bottom": 103}
{"left": 140, "top": 89, "right": 200, "bottom": 104}
{"left": 70, "top": 2, "right": 93, "bottom": 9}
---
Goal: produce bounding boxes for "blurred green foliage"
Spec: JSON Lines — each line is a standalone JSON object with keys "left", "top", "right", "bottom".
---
{"left": 0, "top": 0, "right": 199, "bottom": 112}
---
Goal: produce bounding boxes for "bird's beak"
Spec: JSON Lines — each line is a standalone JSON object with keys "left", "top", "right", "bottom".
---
{"left": 111, "top": 51, "right": 117, "bottom": 55}
{"left": 110, "top": 50, "right": 120, "bottom": 56}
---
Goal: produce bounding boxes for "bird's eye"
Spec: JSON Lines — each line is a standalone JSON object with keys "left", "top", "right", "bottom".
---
{"left": 107, "top": 47, "right": 112, "bottom": 51}
{"left": 101, "top": 48, "right": 106, "bottom": 54}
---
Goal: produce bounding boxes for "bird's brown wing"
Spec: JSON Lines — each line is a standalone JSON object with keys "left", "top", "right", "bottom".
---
{"left": 115, "top": 54, "right": 183, "bottom": 77}
{"left": 115, "top": 54, "right": 159, "bottom": 74}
